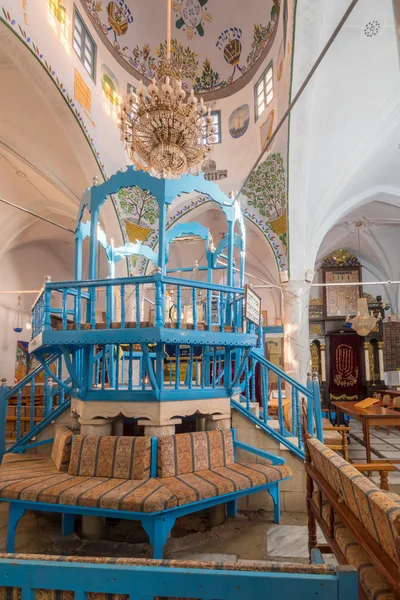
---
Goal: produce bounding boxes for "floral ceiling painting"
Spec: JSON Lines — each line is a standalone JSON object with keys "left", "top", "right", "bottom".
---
{"left": 242, "top": 152, "right": 288, "bottom": 253}
{"left": 83, "top": 0, "right": 280, "bottom": 96}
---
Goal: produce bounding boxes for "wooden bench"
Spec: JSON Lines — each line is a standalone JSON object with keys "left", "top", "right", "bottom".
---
{"left": 0, "top": 553, "right": 358, "bottom": 599}
{"left": 0, "top": 426, "right": 292, "bottom": 558}
{"left": 305, "top": 436, "right": 400, "bottom": 600}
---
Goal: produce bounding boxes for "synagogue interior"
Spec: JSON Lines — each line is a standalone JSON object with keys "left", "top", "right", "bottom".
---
{"left": 0, "top": 0, "right": 399, "bottom": 598}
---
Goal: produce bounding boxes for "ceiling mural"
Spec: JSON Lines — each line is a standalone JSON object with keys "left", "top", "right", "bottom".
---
{"left": 82, "top": 0, "right": 280, "bottom": 97}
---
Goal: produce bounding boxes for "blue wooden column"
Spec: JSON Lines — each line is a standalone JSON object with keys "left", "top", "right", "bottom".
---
{"left": 0, "top": 378, "right": 9, "bottom": 460}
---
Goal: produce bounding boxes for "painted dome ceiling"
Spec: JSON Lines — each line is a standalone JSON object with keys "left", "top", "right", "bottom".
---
{"left": 82, "top": 0, "right": 281, "bottom": 98}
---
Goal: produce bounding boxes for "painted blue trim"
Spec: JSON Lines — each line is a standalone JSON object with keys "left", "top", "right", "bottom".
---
{"left": 0, "top": 557, "right": 358, "bottom": 600}
{"left": 263, "top": 326, "right": 284, "bottom": 334}
{"left": 151, "top": 437, "right": 158, "bottom": 478}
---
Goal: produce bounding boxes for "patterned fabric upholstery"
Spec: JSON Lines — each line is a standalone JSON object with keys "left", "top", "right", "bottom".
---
{"left": 68, "top": 435, "right": 151, "bottom": 480}
{"left": 335, "top": 523, "right": 394, "bottom": 600}
{"left": 157, "top": 430, "right": 235, "bottom": 478}
{"left": 159, "top": 462, "right": 292, "bottom": 506}
{"left": 0, "top": 472, "right": 176, "bottom": 513}
{"left": 51, "top": 427, "right": 73, "bottom": 471}
{"left": 307, "top": 438, "right": 400, "bottom": 566}
{"left": 312, "top": 490, "right": 333, "bottom": 529}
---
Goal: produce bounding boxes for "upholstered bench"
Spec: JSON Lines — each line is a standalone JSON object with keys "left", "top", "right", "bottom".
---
{"left": 0, "top": 427, "right": 291, "bottom": 558}
{"left": 0, "top": 552, "right": 358, "bottom": 600}
{"left": 305, "top": 436, "right": 400, "bottom": 600}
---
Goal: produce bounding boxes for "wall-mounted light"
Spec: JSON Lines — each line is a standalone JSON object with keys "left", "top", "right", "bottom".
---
{"left": 279, "top": 270, "right": 289, "bottom": 284}
{"left": 305, "top": 269, "right": 315, "bottom": 283}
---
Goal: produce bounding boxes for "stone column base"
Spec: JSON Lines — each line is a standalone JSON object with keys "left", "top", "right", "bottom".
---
{"left": 79, "top": 418, "right": 113, "bottom": 436}
{"left": 205, "top": 414, "right": 231, "bottom": 431}
{"left": 138, "top": 419, "right": 182, "bottom": 437}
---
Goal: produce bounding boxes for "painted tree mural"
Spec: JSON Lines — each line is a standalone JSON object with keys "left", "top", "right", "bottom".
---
{"left": 242, "top": 152, "right": 286, "bottom": 220}
{"left": 118, "top": 186, "right": 159, "bottom": 226}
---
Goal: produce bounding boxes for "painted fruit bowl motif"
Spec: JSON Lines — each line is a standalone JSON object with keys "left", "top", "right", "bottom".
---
{"left": 181, "top": 0, "right": 202, "bottom": 28}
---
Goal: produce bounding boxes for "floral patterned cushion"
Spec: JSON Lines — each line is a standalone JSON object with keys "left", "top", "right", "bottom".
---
{"left": 157, "top": 430, "right": 235, "bottom": 478}
{"left": 307, "top": 438, "right": 400, "bottom": 566}
{"left": 0, "top": 472, "right": 176, "bottom": 513}
{"left": 51, "top": 427, "right": 73, "bottom": 471}
{"left": 159, "top": 462, "right": 292, "bottom": 506}
{"left": 68, "top": 435, "right": 151, "bottom": 480}
{"left": 335, "top": 523, "right": 394, "bottom": 600}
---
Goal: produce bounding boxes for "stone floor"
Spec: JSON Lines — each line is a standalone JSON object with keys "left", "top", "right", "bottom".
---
{"left": 0, "top": 504, "right": 334, "bottom": 565}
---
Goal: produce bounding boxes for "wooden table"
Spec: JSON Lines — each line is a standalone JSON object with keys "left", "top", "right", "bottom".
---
{"left": 332, "top": 401, "right": 400, "bottom": 463}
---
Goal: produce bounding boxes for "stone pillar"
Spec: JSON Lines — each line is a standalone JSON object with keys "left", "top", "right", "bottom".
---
{"left": 364, "top": 342, "right": 370, "bottom": 383}
{"left": 196, "top": 415, "right": 206, "bottom": 431}
{"left": 283, "top": 280, "right": 312, "bottom": 385}
{"left": 79, "top": 418, "right": 113, "bottom": 436}
{"left": 205, "top": 414, "right": 231, "bottom": 430}
{"left": 138, "top": 419, "right": 182, "bottom": 437}
{"left": 320, "top": 343, "right": 326, "bottom": 382}
{"left": 78, "top": 417, "right": 114, "bottom": 541}
{"left": 378, "top": 342, "right": 384, "bottom": 382}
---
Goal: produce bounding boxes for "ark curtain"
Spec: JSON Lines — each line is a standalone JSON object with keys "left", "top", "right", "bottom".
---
{"left": 329, "top": 334, "right": 362, "bottom": 400}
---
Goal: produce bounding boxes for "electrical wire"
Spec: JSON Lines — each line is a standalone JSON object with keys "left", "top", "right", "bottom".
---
{"left": 0, "top": 196, "right": 74, "bottom": 234}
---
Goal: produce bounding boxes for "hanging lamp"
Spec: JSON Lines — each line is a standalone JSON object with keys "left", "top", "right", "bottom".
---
{"left": 345, "top": 222, "right": 380, "bottom": 336}
{"left": 13, "top": 296, "right": 23, "bottom": 333}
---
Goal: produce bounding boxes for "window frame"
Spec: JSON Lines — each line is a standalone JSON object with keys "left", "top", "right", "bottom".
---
{"left": 73, "top": 5, "right": 97, "bottom": 82}
{"left": 254, "top": 62, "right": 274, "bottom": 122}
{"left": 210, "top": 110, "right": 222, "bottom": 144}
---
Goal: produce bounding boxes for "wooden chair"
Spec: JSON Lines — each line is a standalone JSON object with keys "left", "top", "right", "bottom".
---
{"left": 376, "top": 393, "right": 393, "bottom": 434}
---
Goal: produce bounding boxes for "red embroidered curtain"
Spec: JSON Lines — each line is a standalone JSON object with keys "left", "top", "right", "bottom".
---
{"left": 329, "top": 334, "right": 362, "bottom": 400}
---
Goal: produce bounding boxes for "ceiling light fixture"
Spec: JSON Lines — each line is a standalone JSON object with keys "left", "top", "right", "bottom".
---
{"left": 118, "top": 0, "right": 215, "bottom": 178}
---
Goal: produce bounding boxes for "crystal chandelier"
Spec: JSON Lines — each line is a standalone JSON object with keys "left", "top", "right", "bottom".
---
{"left": 118, "top": 0, "right": 215, "bottom": 178}
{"left": 347, "top": 297, "right": 380, "bottom": 336}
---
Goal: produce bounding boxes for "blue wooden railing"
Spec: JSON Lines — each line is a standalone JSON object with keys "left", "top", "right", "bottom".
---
{"left": 232, "top": 350, "right": 323, "bottom": 459}
{"left": 0, "top": 555, "right": 357, "bottom": 600}
{"left": 31, "top": 274, "right": 245, "bottom": 338}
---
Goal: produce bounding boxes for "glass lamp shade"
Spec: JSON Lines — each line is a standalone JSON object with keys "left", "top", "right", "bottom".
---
{"left": 350, "top": 297, "right": 378, "bottom": 336}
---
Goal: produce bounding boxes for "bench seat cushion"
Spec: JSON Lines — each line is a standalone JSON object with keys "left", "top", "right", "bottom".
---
{"left": 334, "top": 522, "right": 394, "bottom": 600}
{"left": 51, "top": 427, "right": 73, "bottom": 471}
{"left": 307, "top": 438, "right": 400, "bottom": 566}
{"left": 0, "top": 473, "right": 177, "bottom": 513}
{"left": 159, "top": 462, "right": 292, "bottom": 506}
{"left": 157, "top": 430, "right": 235, "bottom": 478}
{"left": 68, "top": 435, "right": 151, "bottom": 480}
{"left": 0, "top": 454, "right": 58, "bottom": 480}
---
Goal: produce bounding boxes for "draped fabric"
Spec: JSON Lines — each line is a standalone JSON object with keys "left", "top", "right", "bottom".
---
{"left": 329, "top": 334, "right": 362, "bottom": 399}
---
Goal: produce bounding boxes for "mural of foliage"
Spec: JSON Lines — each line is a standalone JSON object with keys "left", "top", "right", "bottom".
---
{"left": 242, "top": 153, "right": 287, "bottom": 220}
{"left": 246, "top": 22, "right": 274, "bottom": 66}
{"left": 193, "top": 59, "right": 226, "bottom": 92}
{"left": 122, "top": 43, "right": 157, "bottom": 79}
{"left": 118, "top": 186, "right": 159, "bottom": 225}
{"left": 156, "top": 39, "right": 198, "bottom": 79}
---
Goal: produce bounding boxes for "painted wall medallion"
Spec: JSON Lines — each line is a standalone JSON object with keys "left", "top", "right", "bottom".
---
{"left": 260, "top": 109, "right": 274, "bottom": 150}
{"left": 229, "top": 104, "right": 250, "bottom": 139}
{"left": 105, "top": 1, "right": 133, "bottom": 44}
{"left": 201, "top": 159, "right": 227, "bottom": 181}
{"left": 216, "top": 27, "right": 243, "bottom": 81}
{"left": 173, "top": 0, "right": 212, "bottom": 39}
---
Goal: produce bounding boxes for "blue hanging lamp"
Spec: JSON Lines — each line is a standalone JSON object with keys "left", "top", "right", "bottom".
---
{"left": 13, "top": 295, "right": 23, "bottom": 333}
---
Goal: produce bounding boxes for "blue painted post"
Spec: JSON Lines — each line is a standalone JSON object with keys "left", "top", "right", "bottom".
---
{"left": 188, "top": 346, "right": 194, "bottom": 390}
{"left": 313, "top": 373, "right": 324, "bottom": 442}
{"left": 175, "top": 344, "right": 180, "bottom": 390}
{"left": 192, "top": 287, "right": 197, "bottom": 329}
{"left": 16, "top": 388, "right": 22, "bottom": 443}
{"left": 306, "top": 373, "right": 314, "bottom": 436}
{"left": 297, "top": 389, "right": 303, "bottom": 450}
{"left": 44, "top": 287, "right": 51, "bottom": 331}
{"left": 157, "top": 200, "right": 167, "bottom": 276}
{"left": 128, "top": 344, "right": 133, "bottom": 391}
{"left": 58, "top": 357, "right": 64, "bottom": 405}
{"left": 262, "top": 365, "right": 269, "bottom": 424}
{"left": 206, "top": 289, "right": 211, "bottom": 330}
{"left": 155, "top": 275, "right": 164, "bottom": 328}
{"left": 251, "top": 358, "right": 256, "bottom": 401}
{"left": 101, "top": 351, "right": 106, "bottom": 391}
{"left": 77, "top": 289, "right": 82, "bottom": 329}
{"left": 219, "top": 292, "right": 224, "bottom": 332}
{"left": 212, "top": 346, "right": 217, "bottom": 388}
{"left": 62, "top": 290, "right": 68, "bottom": 330}
{"left": 177, "top": 285, "right": 182, "bottom": 329}
{"left": 90, "top": 288, "right": 96, "bottom": 329}
{"left": 74, "top": 226, "right": 83, "bottom": 280}
{"left": 30, "top": 379, "right": 35, "bottom": 431}
{"left": 277, "top": 376, "right": 284, "bottom": 436}
{"left": 0, "top": 379, "right": 8, "bottom": 460}
{"left": 120, "top": 284, "right": 126, "bottom": 328}
{"left": 291, "top": 387, "right": 297, "bottom": 436}
{"left": 135, "top": 284, "right": 140, "bottom": 326}
{"left": 105, "top": 285, "right": 111, "bottom": 328}
{"left": 245, "top": 362, "right": 250, "bottom": 410}
{"left": 115, "top": 345, "right": 120, "bottom": 391}
{"left": 226, "top": 218, "right": 234, "bottom": 324}
{"left": 88, "top": 206, "right": 99, "bottom": 280}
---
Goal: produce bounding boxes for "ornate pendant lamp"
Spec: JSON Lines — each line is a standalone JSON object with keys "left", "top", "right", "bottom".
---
{"left": 118, "top": 0, "right": 215, "bottom": 178}
{"left": 346, "top": 222, "right": 380, "bottom": 336}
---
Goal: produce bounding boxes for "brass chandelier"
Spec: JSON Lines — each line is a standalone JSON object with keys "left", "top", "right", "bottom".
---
{"left": 118, "top": 0, "right": 215, "bottom": 178}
